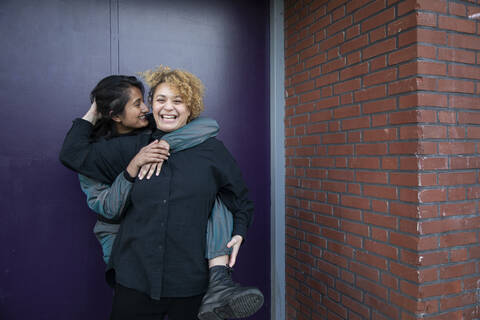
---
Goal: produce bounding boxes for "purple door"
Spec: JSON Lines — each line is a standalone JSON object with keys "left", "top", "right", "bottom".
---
{"left": 0, "top": 1, "right": 270, "bottom": 319}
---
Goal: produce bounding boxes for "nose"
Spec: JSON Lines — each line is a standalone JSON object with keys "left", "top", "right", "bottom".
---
{"left": 140, "top": 102, "right": 149, "bottom": 113}
{"left": 163, "top": 101, "right": 174, "bottom": 110}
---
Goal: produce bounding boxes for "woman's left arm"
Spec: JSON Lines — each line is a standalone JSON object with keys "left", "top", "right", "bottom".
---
{"left": 162, "top": 117, "right": 219, "bottom": 152}
{"left": 215, "top": 141, "right": 254, "bottom": 241}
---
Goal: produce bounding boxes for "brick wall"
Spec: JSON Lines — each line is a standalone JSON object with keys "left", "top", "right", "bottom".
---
{"left": 284, "top": 0, "right": 480, "bottom": 319}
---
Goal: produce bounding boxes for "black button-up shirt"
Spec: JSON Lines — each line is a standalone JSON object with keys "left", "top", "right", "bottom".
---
{"left": 60, "top": 119, "right": 254, "bottom": 299}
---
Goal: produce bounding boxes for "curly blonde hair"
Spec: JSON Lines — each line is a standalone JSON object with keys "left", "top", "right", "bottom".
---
{"left": 139, "top": 66, "right": 205, "bottom": 121}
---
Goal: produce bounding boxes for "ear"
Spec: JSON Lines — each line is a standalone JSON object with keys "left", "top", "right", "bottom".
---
{"left": 111, "top": 115, "right": 122, "bottom": 123}
{"left": 110, "top": 110, "right": 122, "bottom": 123}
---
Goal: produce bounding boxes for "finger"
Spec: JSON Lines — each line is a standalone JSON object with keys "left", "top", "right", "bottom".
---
{"left": 146, "top": 163, "right": 157, "bottom": 179}
{"left": 158, "top": 139, "right": 170, "bottom": 150}
{"left": 138, "top": 163, "right": 152, "bottom": 180}
{"left": 229, "top": 244, "right": 240, "bottom": 267}
{"left": 156, "top": 162, "right": 163, "bottom": 176}
{"left": 226, "top": 238, "right": 235, "bottom": 248}
{"left": 144, "top": 146, "right": 170, "bottom": 157}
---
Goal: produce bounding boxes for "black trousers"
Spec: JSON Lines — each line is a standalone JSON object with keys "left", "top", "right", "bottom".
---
{"left": 110, "top": 284, "right": 204, "bottom": 320}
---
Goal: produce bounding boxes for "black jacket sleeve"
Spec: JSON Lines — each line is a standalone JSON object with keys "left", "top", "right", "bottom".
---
{"left": 59, "top": 118, "right": 140, "bottom": 184}
{"left": 213, "top": 140, "right": 254, "bottom": 239}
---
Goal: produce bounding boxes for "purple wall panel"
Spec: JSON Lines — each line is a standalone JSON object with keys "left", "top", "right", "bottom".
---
{"left": 0, "top": 0, "right": 269, "bottom": 319}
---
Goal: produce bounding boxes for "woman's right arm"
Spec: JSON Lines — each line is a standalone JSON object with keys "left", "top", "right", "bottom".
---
{"left": 78, "top": 173, "right": 133, "bottom": 220}
{"left": 59, "top": 118, "right": 128, "bottom": 183}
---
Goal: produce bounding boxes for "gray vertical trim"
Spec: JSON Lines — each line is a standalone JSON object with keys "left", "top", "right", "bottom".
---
{"left": 270, "top": 0, "right": 285, "bottom": 319}
{"left": 109, "top": 0, "right": 119, "bottom": 74}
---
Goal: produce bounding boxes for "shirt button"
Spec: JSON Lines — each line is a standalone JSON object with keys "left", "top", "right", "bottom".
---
{"left": 163, "top": 199, "right": 167, "bottom": 204}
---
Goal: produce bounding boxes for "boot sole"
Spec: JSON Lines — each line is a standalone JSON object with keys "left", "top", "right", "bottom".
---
{"left": 198, "top": 289, "right": 264, "bottom": 320}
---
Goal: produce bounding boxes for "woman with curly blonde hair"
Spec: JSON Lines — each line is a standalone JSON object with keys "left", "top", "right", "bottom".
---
{"left": 60, "top": 67, "right": 263, "bottom": 319}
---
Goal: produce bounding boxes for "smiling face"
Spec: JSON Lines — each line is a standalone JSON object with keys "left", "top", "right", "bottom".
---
{"left": 152, "top": 82, "right": 191, "bottom": 132}
{"left": 112, "top": 86, "right": 149, "bottom": 134}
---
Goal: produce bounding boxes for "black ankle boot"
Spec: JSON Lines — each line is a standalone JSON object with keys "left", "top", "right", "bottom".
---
{"left": 197, "top": 265, "right": 264, "bottom": 320}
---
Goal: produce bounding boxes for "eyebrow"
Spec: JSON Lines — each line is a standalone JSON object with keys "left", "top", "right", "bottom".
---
{"left": 155, "top": 94, "right": 182, "bottom": 99}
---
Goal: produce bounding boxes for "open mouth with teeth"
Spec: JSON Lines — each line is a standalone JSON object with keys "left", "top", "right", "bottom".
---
{"left": 161, "top": 115, "right": 178, "bottom": 120}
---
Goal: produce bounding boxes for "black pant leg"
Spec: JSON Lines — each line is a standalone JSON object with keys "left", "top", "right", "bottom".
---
{"left": 167, "top": 294, "right": 204, "bottom": 320}
{"left": 110, "top": 284, "right": 167, "bottom": 320}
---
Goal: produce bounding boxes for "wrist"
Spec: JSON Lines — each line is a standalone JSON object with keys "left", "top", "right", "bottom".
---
{"left": 126, "top": 161, "right": 139, "bottom": 178}
{"left": 82, "top": 110, "right": 98, "bottom": 124}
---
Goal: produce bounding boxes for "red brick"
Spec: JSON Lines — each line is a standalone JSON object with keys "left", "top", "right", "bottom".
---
{"left": 356, "top": 143, "right": 387, "bottom": 155}
{"left": 390, "top": 110, "right": 418, "bottom": 124}
{"left": 367, "top": 294, "right": 399, "bottom": 318}
{"left": 440, "top": 292, "right": 475, "bottom": 311}
{"left": 365, "top": 239, "right": 398, "bottom": 259}
{"left": 420, "top": 126, "right": 447, "bottom": 139}
{"left": 440, "top": 202, "right": 477, "bottom": 216}
{"left": 388, "top": 78, "right": 419, "bottom": 95}
{"left": 350, "top": 261, "right": 379, "bottom": 281}
{"left": 353, "top": 0, "right": 385, "bottom": 22}
{"left": 364, "top": 68, "right": 397, "bottom": 87}
{"left": 459, "top": 111, "right": 480, "bottom": 124}
{"left": 357, "top": 171, "right": 388, "bottom": 184}
{"left": 439, "top": 16, "right": 476, "bottom": 33}
{"left": 388, "top": 12, "right": 416, "bottom": 35}
{"left": 438, "top": 79, "right": 475, "bottom": 94}
{"left": 319, "top": 32, "right": 344, "bottom": 51}
{"left": 372, "top": 114, "right": 388, "bottom": 127}
{"left": 340, "top": 62, "right": 368, "bottom": 80}
{"left": 439, "top": 171, "right": 476, "bottom": 185}
{"left": 341, "top": 116, "right": 370, "bottom": 130}
{"left": 448, "top": 64, "right": 480, "bottom": 80}
{"left": 362, "top": 7, "right": 396, "bottom": 33}
{"left": 299, "top": 44, "right": 320, "bottom": 62}
{"left": 452, "top": 156, "right": 480, "bottom": 169}
{"left": 419, "top": 188, "right": 447, "bottom": 203}
{"left": 416, "top": 0, "right": 448, "bottom": 13}
{"left": 440, "top": 262, "right": 476, "bottom": 279}
{"left": 327, "top": 16, "right": 353, "bottom": 36}
{"left": 448, "top": 34, "right": 480, "bottom": 50}
{"left": 321, "top": 133, "right": 345, "bottom": 144}
{"left": 417, "top": 12, "right": 437, "bottom": 27}
{"left": 390, "top": 261, "right": 418, "bottom": 282}
{"left": 389, "top": 45, "right": 416, "bottom": 65}
{"left": 363, "top": 98, "right": 396, "bottom": 114}
{"left": 305, "top": 52, "right": 327, "bottom": 68}
{"left": 315, "top": 72, "right": 339, "bottom": 88}
{"left": 450, "top": 96, "right": 480, "bottom": 110}
{"left": 439, "top": 111, "right": 456, "bottom": 123}
{"left": 440, "top": 232, "right": 477, "bottom": 247}
{"left": 346, "top": 24, "right": 361, "bottom": 40}
{"left": 411, "top": 29, "right": 447, "bottom": 46}
{"left": 439, "top": 142, "right": 475, "bottom": 155}
{"left": 349, "top": 157, "right": 380, "bottom": 169}
{"left": 449, "top": 1, "right": 467, "bottom": 16}
{"left": 341, "top": 195, "right": 370, "bottom": 210}
{"left": 399, "top": 157, "right": 417, "bottom": 170}
{"left": 420, "top": 280, "right": 463, "bottom": 298}
{"left": 364, "top": 185, "right": 397, "bottom": 199}
{"left": 363, "top": 38, "right": 396, "bottom": 60}
{"left": 354, "top": 85, "right": 386, "bottom": 102}
{"left": 322, "top": 57, "right": 346, "bottom": 73}
{"left": 333, "top": 79, "right": 361, "bottom": 95}
{"left": 370, "top": 26, "right": 386, "bottom": 42}
{"left": 438, "top": 48, "right": 476, "bottom": 64}
{"left": 364, "top": 128, "right": 397, "bottom": 141}
{"left": 370, "top": 55, "right": 387, "bottom": 71}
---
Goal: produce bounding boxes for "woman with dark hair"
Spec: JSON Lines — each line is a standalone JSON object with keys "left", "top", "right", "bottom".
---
{"left": 62, "top": 72, "right": 263, "bottom": 319}
{"left": 77, "top": 75, "right": 219, "bottom": 263}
